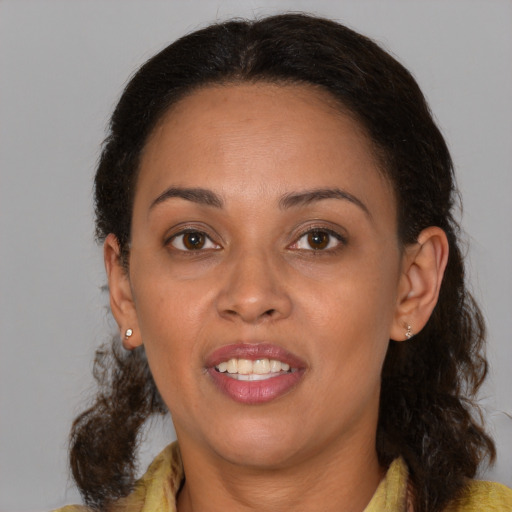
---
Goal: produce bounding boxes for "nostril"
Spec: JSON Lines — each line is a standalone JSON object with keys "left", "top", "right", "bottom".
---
{"left": 224, "top": 307, "right": 276, "bottom": 320}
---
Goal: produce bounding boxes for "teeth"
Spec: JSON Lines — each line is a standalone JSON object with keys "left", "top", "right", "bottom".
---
{"left": 217, "top": 361, "right": 228, "bottom": 372}
{"left": 236, "top": 373, "right": 278, "bottom": 381}
{"left": 215, "top": 358, "right": 292, "bottom": 375}
{"left": 237, "top": 359, "right": 252, "bottom": 375}
{"left": 269, "top": 359, "right": 281, "bottom": 373}
{"left": 226, "top": 359, "right": 238, "bottom": 373}
{"left": 253, "top": 359, "right": 270, "bottom": 374}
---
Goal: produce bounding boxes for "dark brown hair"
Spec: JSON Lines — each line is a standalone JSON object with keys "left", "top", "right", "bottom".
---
{"left": 70, "top": 13, "right": 495, "bottom": 512}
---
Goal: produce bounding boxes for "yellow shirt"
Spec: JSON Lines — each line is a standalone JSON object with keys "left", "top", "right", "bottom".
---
{"left": 56, "top": 442, "right": 512, "bottom": 511}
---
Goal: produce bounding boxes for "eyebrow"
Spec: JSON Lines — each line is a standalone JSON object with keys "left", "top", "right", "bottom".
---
{"left": 149, "top": 185, "right": 370, "bottom": 218}
{"left": 150, "top": 186, "right": 224, "bottom": 210}
{"left": 279, "top": 188, "right": 371, "bottom": 217}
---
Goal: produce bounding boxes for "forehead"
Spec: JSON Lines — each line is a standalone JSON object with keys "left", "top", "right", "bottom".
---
{"left": 136, "top": 82, "right": 394, "bottom": 215}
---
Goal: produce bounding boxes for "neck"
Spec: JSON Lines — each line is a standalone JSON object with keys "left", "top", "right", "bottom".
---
{"left": 176, "top": 434, "right": 384, "bottom": 512}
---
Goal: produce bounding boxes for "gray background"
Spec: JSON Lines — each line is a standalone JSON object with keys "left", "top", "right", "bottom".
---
{"left": 1, "top": 1, "right": 511, "bottom": 510}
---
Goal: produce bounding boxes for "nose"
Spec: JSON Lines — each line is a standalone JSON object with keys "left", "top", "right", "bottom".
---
{"left": 216, "top": 250, "right": 293, "bottom": 324}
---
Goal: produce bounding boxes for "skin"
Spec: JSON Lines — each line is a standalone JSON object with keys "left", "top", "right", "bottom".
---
{"left": 105, "top": 83, "right": 448, "bottom": 512}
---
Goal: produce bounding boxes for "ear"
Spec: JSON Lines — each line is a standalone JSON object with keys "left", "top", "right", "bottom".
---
{"left": 104, "top": 234, "right": 142, "bottom": 350}
{"left": 390, "top": 227, "right": 449, "bottom": 341}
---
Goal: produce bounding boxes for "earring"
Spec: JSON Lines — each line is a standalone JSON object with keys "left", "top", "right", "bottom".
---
{"left": 405, "top": 324, "right": 413, "bottom": 340}
{"left": 125, "top": 328, "right": 133, "bottom": 339}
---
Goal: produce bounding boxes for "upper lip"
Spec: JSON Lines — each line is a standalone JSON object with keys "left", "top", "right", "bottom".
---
{"left": 205, "top": 343, "right": 306, "bottom": 369}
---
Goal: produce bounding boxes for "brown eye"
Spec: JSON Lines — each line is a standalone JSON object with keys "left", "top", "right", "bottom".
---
{"left": 183, "top": 232, "right": 205, "bottom": 250}
{"left": 170, "top": 231, "right": 219, "bottom": 251}
{"left": 307, "top": 230, "right": 329, "bottom": 250}
{"left": 291, "top": 228, "right": 345, "bottom": 251}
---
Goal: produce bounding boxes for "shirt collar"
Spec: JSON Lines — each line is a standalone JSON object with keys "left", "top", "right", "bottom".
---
{"left": 125, "top": 442, "right": 409, "bottom": 512}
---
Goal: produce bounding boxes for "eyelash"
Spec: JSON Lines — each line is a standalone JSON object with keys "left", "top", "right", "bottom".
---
{"left": 166, "top": 226, "right": 346, "bottom": 254}
{"left": 167, "top": 229, "right": 220, "bottom": 252}
{"left": 290, "top": 227, "right": 347, "bottom": 253}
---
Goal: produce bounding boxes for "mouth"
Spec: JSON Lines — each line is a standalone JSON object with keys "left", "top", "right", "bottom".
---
{"left": 215, "top": 358, "right": 294, "bottom": 381}
{"left": 206, "top": 343, "right": 305, "bottom": 404}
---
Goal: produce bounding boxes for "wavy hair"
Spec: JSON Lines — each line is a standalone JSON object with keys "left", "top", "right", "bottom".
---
{"left": 70, "top": 14, "right": 495, "bottom": 512}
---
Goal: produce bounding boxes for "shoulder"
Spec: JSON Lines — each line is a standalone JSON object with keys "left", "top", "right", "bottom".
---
{"left": 52, "top": 507, "right": 92, "bottom": 512}
{"left": 444, "top": 479, "right": 512, "bottom": 511}
{"left": 52, "top": 442, "right": 183, "bottom": 512}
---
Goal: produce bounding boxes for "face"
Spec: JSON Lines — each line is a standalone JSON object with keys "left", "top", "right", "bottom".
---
{"left": 122, "top": 83, "right": 405, "bottom": 469}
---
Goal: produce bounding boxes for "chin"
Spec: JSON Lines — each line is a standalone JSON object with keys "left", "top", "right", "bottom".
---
{"left": 207, "top": 418, "right": 311, "bottom": 469}
{"left": 218, "top": 439, "right": 300, "bottom": 469}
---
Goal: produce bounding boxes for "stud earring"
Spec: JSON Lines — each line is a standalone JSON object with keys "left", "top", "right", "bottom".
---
{"left": 405, "top": 324, "right": 413, "bottom": 340}
{"left": 125, "top": 328, "right": 133, "bottom": 339}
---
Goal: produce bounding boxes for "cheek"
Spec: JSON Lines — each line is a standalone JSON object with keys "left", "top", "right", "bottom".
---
{"left": 133, "top": 251, "right": 215, "bottom": 333}
{"left": 130, "top": 261, "right": 216, "bottom": 393}
{"left": 311, "top": 252, "right": 398, "bottom": 330}
{"left": 300, "top": 249, "right": 399, "bottom": 382}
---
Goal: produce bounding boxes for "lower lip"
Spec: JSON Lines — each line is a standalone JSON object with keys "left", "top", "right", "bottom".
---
{"left": 207, "top": 368, "right": 304, "bottom": 405}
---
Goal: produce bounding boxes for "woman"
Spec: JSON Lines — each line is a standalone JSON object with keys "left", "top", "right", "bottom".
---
{"left": 58, "top": 13, "right": 512, "bottom": 512}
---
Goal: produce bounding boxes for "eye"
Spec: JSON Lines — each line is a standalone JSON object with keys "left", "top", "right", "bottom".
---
{"left": 292, "top": 228, "right": 345, "bottom": 251}
{"left": 169, "top": 230, "right": 220, "bottom": 251}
